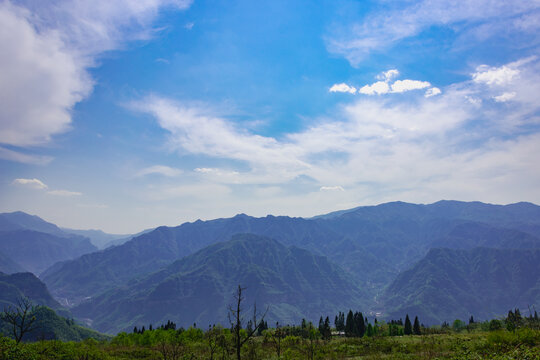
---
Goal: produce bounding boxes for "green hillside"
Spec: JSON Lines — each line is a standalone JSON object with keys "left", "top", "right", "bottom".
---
{"left": 384, "top": 247, "right": 540, "bottom": 324}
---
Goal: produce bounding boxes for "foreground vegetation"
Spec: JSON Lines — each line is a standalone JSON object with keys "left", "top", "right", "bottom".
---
{"left": 1, "top": 316, "right": 539, "bottom": 360}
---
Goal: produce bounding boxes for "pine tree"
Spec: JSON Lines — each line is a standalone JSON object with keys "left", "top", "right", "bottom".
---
{"left": 133, "top": 326, "right": 138, "bottom": 334}
{"left": 339, "top": 312, "right": 345, "bottom": 331}
{"left": 354, "top": 312, "right": 365, "bottom": 337}
{"left": 404, "top": 314, "right": 412, "bottom": 335}
{"left": 413, "top": 316, "right": 421, "bottom": 335}
{"left": 469, "top": 315, "right": 474, "bottom": 324}
{"left": 324, "top": 316, "right": 331, "bottom": 340}
{"left": 319, "top": 316, "right": 324, "bottom": 334}
{"left": 345, "top": 310, "right": 355, "bottom": 337}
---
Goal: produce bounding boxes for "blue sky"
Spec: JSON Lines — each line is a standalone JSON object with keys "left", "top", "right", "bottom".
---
{"left": 1, "top": 0, "right": 540, "bottom": 233}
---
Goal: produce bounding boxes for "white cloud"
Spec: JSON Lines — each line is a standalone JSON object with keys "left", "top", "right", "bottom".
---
{"left": 47, "top": 190, "right": 82, "bottom": 196}
{"left": 359, "top": 81, "right": 390, "bottom": 95}
{"left": 184, "top": 22, "right": 195, "bottom": 30}
{"left": 131, "top": 56, "right": 540, "bottom": 213}
{"left": 391, "top": 80, "right": 431, "bottom": 93}
{"left": 11, "top": 177, "right": 82, "bottom": 196}
{"left": 12, "top": 178, "right": 48, "bottom": 189}
{"left": 137, "top": 165, "right": 183, "bottom": 177}
{"left": 132, "top": 96, "right": 310, "bottom": 184}
{"left": 472, "top": 65, "right": 520, "bottom": 86}
{"left": 425, "top": 87, "right": 442, "bottom": 98}
{"left": 493, "top": 92, "right": 517, "bottom": 102}
{"left": 319, "top": 186, "right": 345, "bottom": 191}
{"left": 0, "top": 0, "right": 192, "bottom": 149}
{"left": 329, "top": 83, "right": 357, "bottom": 94}
{"left": 376, "top": 69, "right": 399, "bottom": 81}
{"left": 357, "top": 72, "right": 432, "bottom": 96}
{"left": 195, "top": 167, "right": 239, "bottom": 175}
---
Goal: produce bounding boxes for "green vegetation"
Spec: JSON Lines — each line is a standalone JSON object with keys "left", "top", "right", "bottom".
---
{"left": 384, "top": 247, "right": 540, "bottom": 324}
{"left": 1, "top": 313, "right": 539, "bottom": 359}
{"left": 1, "top": 305, "right": 109, "bottom": 343}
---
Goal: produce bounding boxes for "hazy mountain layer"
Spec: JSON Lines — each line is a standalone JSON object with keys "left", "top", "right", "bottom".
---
{"left": 61, "top": 228, "right": 130, "bottom": 249}
{"left": 384, "top": 247, "right": 540, "bottom": 325}
{"left": 0, "top": 230, "right": 96, "bottom": 275}
{"left": 42, "top": 201, "right": 540, "bottom": 308}
{"left": 0, "top": 250, "right": 25, "bottom": 274}
{"left": 0, "top": 212, "right": 68, "bottom": 237}
{"left": 73, "top": 234, "right": 367, "bottom": 334}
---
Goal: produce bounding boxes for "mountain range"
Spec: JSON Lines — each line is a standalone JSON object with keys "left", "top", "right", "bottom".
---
{"left": 3, "top": 200, "right": 540, "bottom": 332}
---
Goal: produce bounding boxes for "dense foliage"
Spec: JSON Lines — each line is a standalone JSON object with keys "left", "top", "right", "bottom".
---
{"left": 1, "top": 314, "right": 539, "bottom": 360}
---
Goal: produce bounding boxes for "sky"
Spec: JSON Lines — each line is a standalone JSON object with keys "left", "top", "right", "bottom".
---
{"left": 1, "top": 0, "right": 540, "bottom": 233}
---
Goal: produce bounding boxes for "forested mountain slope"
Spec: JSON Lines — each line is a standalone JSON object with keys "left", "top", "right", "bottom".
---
{"left": 73, "top": 234, "right": 366, "bottom": 334}
{"left": 384, "top": 247, "right": 540, "bottom": 325}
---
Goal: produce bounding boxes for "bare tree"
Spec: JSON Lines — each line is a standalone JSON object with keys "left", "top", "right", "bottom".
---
{"left": 227, "top": 285, "right": 268, "bottom": 360}
{"left": 1, "top": 297, "right": 38, "bottom": 344}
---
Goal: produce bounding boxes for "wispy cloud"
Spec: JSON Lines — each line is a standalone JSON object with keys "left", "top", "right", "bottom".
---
{"left": 47, "top": 190, "right": 82, "bottom": 197}
{"left": 12, "top": 178, "right": 82, "bottom": 196}
{"left": 12, "top": 178, "right": 48, "bottom": 190}
{"left": 425, "top": 87, "right": 442, "bottom": 98}
{"left": 0, "top": 0, "right": 192, "bottom": 149}
{"left": 134, "top": 56, "right": 540, "bottom": 204}
{"left": 137, "top": 165, "right": 183, "bottom": 177}
{"left": 325, "top": 0, "right": 540, "bottom": 66}
{"left": 0, "top": 146, "right": 53, "bottom": 165}
{"left": 320, "top": 186, "right": 344, "bottom": 191}
{"left": 493, "top": 92, "right": 517, "bottom": 103}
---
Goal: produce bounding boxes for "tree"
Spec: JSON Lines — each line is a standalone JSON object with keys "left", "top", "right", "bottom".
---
{"left": 404, "top": 314, "right": 412, "bottom": 335}
{"left": 267, "top": 322, "right": 285, "bottom": 359}
{"left": 299, "top": 323, "right": 319, "bottom": 360}
{"left": 413, "top": 316, "right": 421, "bottom": 335}
{"left": 366, "top": 323, "right": 374, "bottom": 337}
{"left": 322, "top": 316, "right": 332, "bottom": 340}
{"left": 345, "top": 310, "right": 355, "bottom": 337}
{"left": 228, "top": 285, "right": 268, "bottom": 360}
{"left": 354, "top": 312, "right": 365, "bottom": 337}
{"left": 336, "top": 311, "right": 345, "bottom": 331}
{"left": 205, "top": 325, "right": 226, "bottom": 360}
{"left": 0, "top": 297, "right": 38, "bottom": 344}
